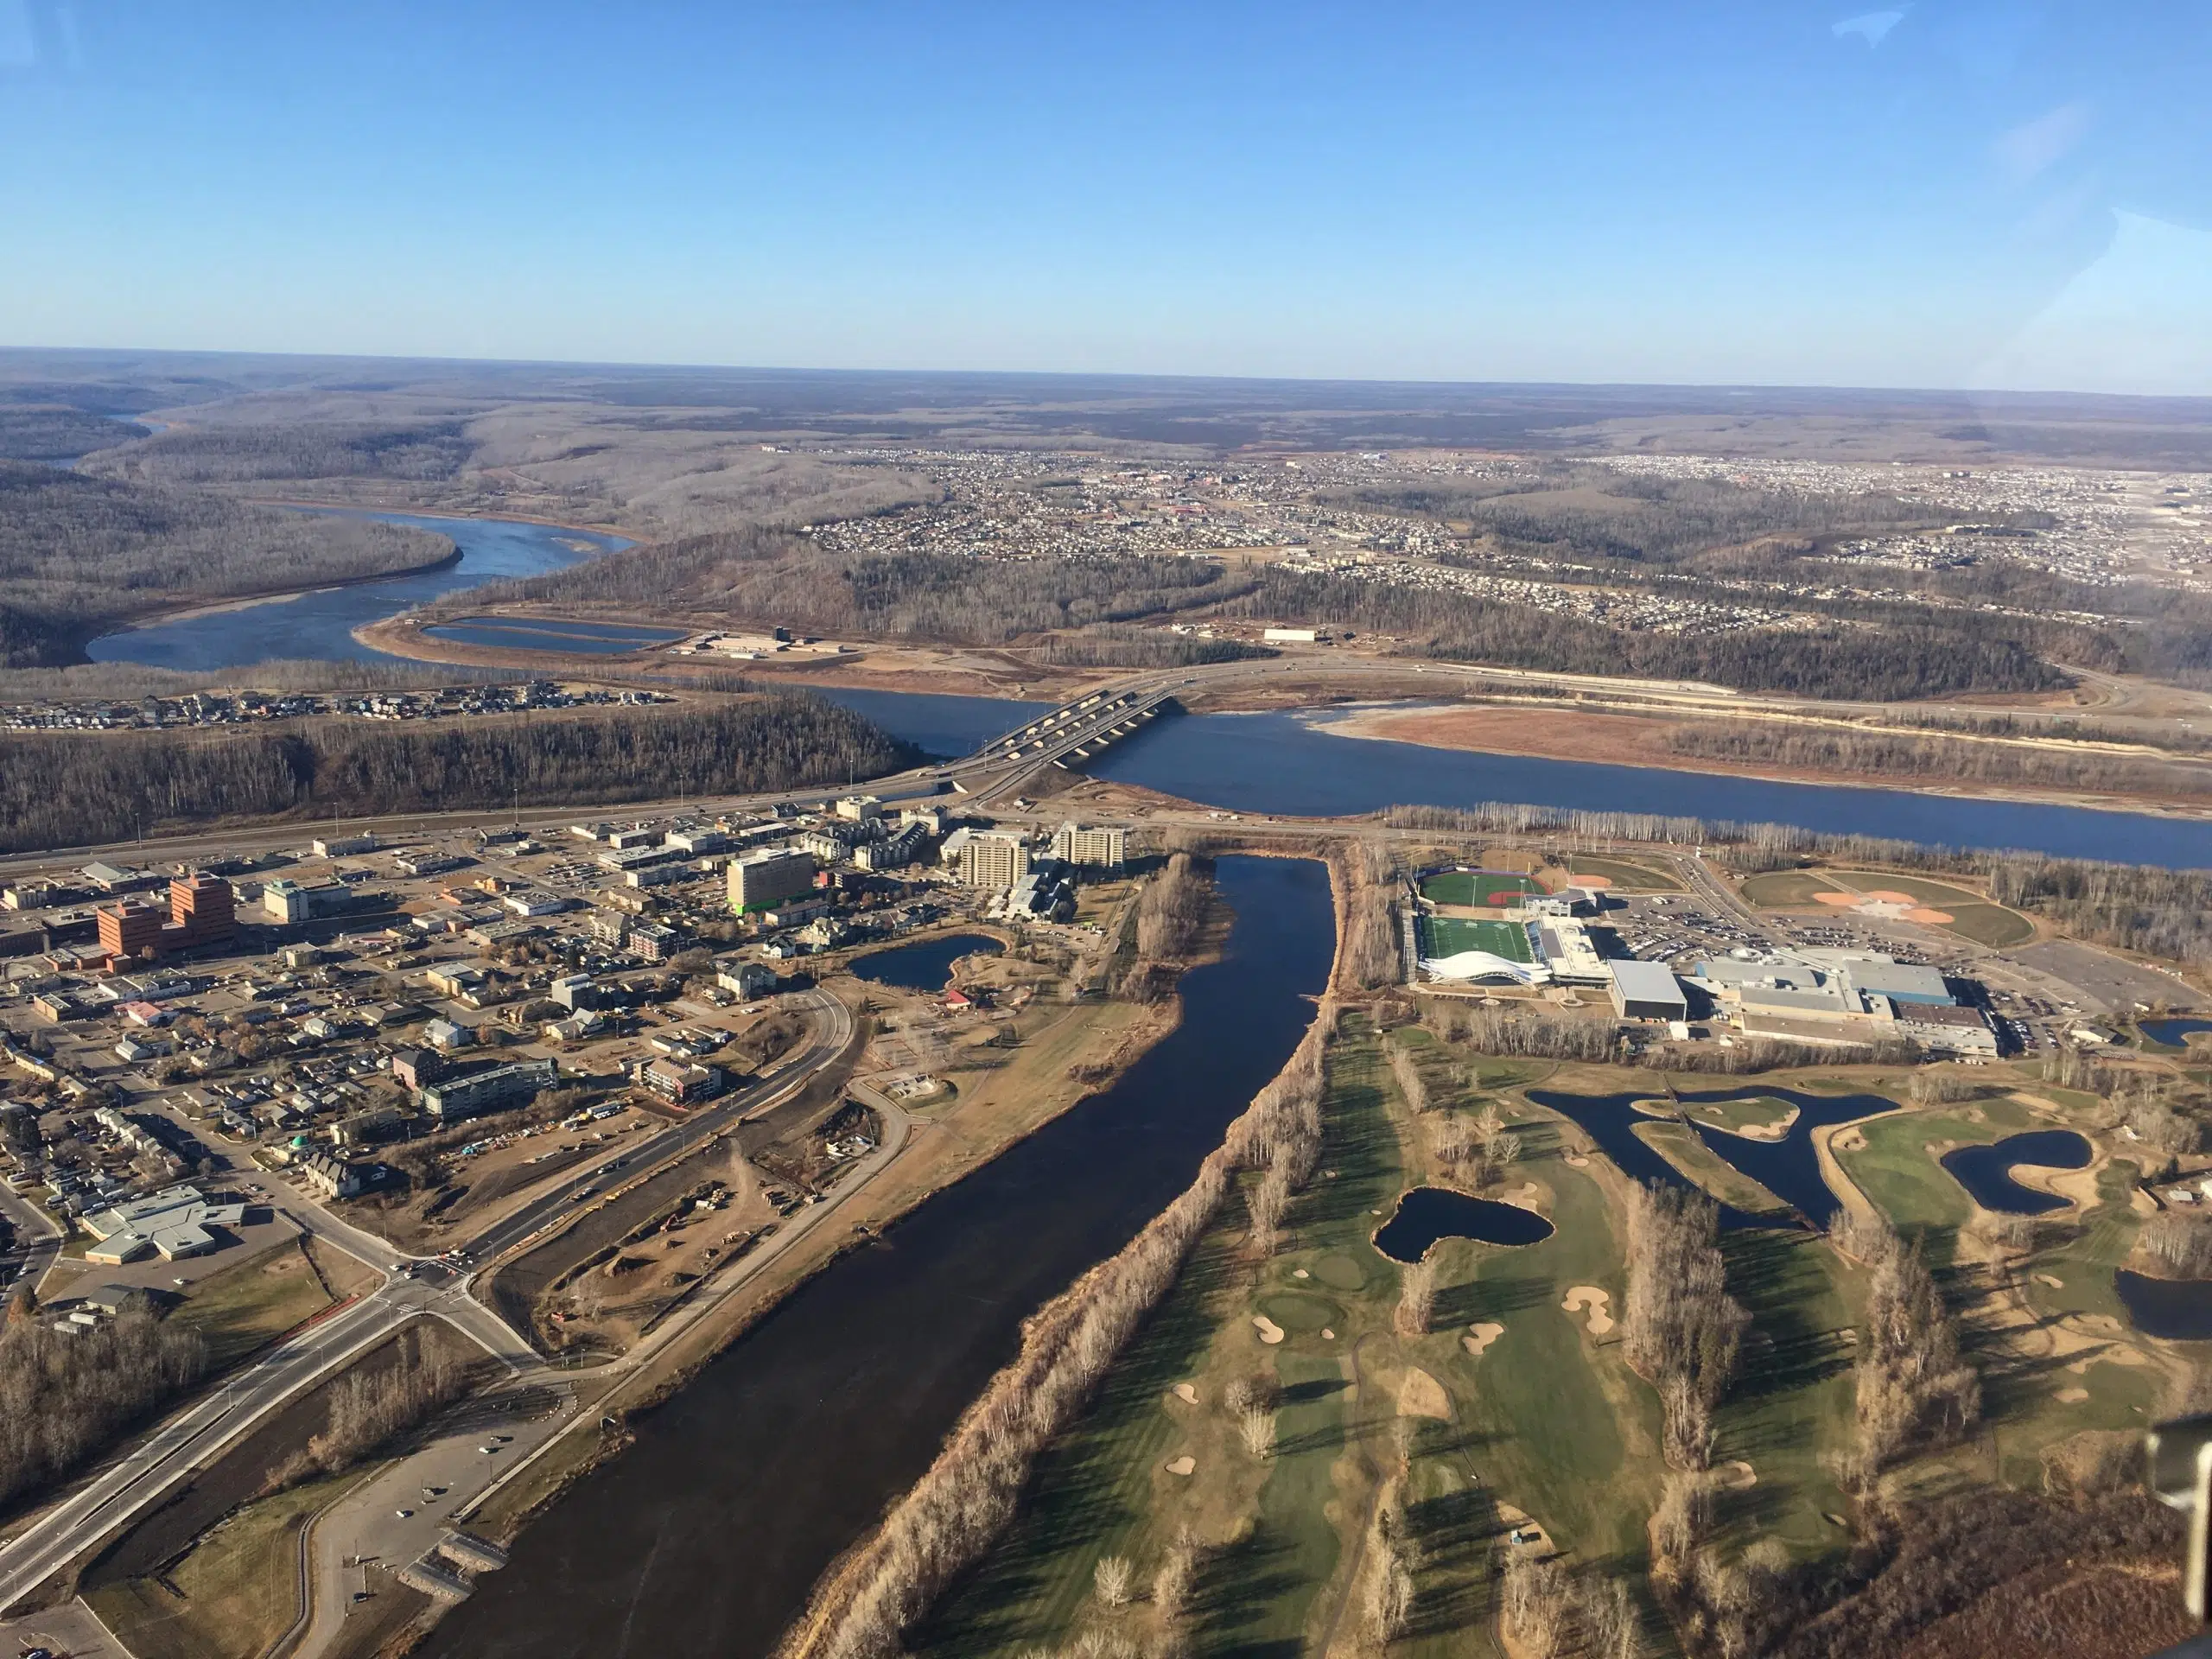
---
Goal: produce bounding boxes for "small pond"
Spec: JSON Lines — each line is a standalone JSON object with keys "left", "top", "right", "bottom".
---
{"left": 422, "top": 616, "right": 689, "bottom": 654}
{"left": 1939, "top": 1129, "right": 2093, "bottom": 1216}
{"left": 2116, "top": 1271, "right": 2212, "bottom": 1342}
{"left": 1372, "top": 1185, "right": 1554, "bottom": 1262}
{"left": 846, "top": 932, "right": 1003, "bottom": 992}
{"left": 2139, "top": 1017, "right": 2212, "bottom": 1050}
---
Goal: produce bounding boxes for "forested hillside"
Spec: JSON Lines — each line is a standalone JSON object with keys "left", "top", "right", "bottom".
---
{"left": 0, "top": 694, "right": 911, "bottom": 852}
{"left": 82, "top": 421, "right": 474, "bottom": 486}
{"left": 0, "top": 462, "right": 452, "bottom": 667}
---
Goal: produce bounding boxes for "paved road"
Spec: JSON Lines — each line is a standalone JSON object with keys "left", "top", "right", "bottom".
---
{"left": 0, "top": 1179, "right": 63, "bottom": 1299}
{"left": 0, "top": 990, "right": 856, "bottom": 1617}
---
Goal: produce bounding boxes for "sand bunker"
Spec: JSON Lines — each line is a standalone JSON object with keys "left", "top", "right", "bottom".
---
{"left": 1320, "top": 1328, "right": 1335, "bottom": 1340}
{"left": 1904, "top": 907, "right": 1955, "bottom": 925}
{"left": 1463, "top": 1322, "right": 1505, "bottom": 1358}
{"left": 1562, "top": 1286, "right": 1616, "bottom": 1336}
{"left": 1173, "top": 1382, "right": 1198, "bottom": 1405}
{"left": 2034, "top": 1273, "right": 2065, "bottom": 1289}
{"left": 1564, "top": 1153, "right": 1591, "bottom": 1167}
{"left": 1510, "top": 1182, "right": 1543, "bottom": 1205}
{"left": 1399, "top": 1368, "right": 1452, "bottom": 1419}
{"left": 1715, "top": 1459, "right": 1758, "bottom": 1491}
{"left": 1293, "top": 1268, "right": 1310, "bottom": 1279}
{"left": 2056, "top": 1388, "right": 2090, "bottom": 1404}
{"left": 1166, "top": 1455, "right": 1196, "bottom": 1476}
{"left": 1253, "top": 1315, "right": 1286, "bottom": 1344}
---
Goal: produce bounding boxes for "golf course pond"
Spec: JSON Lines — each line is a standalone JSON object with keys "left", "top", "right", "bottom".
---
{"left": 1373, "top": 1185, "right": 1554, "bottom": 1262}
{"left": 2139, "top": 1017, "right": 2212, "bottom": 1049}
{"left": 846, "top": 931, "right": 1003, "bottom": 991}
{"left": 1526, "top": 1084, "right": 1897, "bottom": 1228}
{"left": 1939, "top": 1129, "right": 2094, "bottom": 1216}
{"left": 2115, "top": 1271, "right": 2212, "bottom": 1342}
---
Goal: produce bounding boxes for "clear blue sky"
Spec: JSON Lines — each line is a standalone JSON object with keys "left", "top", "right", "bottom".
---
{"left": 3, "top": 2, "right": 2206, "bottom": 392}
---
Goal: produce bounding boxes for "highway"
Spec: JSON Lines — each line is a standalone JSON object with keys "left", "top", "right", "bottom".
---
{"left": 0, "top": 988, "right": 856, "bottom": 1615}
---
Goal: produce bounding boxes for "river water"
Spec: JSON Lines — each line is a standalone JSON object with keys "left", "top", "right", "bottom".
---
{"left": 85, "top": 510, "right": 631, "bottom": 671}
{"left": 420, "top": 854, "right": 1336, "bottom": 1659}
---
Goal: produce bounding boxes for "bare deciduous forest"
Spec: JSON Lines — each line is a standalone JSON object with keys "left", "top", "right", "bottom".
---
{"left": 0, "top": 694, "right": 912, "bottom": 851}
{"left": 0, "top": 1300, "right": 207, "bottom": 1510}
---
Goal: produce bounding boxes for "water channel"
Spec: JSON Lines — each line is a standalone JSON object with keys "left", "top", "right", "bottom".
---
{"left": 85, "top": 510, "right": 631, "bottom": 671}
{"left": 419, "top": 854, "right": 1337, "bottom": 1659}
{"left": 1523, "top": 1086, "right": 1901, "bottom": 1229}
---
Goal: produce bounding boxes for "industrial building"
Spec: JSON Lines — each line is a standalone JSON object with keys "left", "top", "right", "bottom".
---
{"left": 1693, "top": 950, "right": 1995, "bottom": 1055}
{"left": 728, "top": 847, "right": 817, "bottom": 913}
{"left": 1609, "top": 960, "right": 1690, "bottom": 1022}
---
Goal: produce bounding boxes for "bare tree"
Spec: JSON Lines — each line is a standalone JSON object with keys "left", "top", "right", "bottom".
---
{"left": 1239, "top": 1408, "right": 1277, "bottom": 1459}
{"left": 1396, "top": 1257, "right": 1438, "bottom": 1337}
{"left": 1092, "top": 1555, "right": 1132, "bottom": 1610}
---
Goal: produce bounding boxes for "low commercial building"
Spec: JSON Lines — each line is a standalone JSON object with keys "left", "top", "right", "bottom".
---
{"left": 263, "top": 878, "right": 356, "bottom": 925}
{"left": 1609, "top": 960, "right": 1689, "bottom": 1022}
{"left": 313, "top": 833, "right": 378, "bottom": 857}
{"left": 641, "top": 1058, "right": 724, "bottom": 1105}
{"left": 80, "top": 1184, "right": 247, "bottom": 1262}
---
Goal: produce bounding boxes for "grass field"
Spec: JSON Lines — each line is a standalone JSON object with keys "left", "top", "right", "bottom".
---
{"left": 1418, "top": 914, "right": 1535, "bottom": 963}
{"left": 1737, "top": 868, "right": 2034, "bottom": 948}
{"left": 1686, "top": 1095, "right": 1798, "bottom": 1137}
{"left": 1633, "top": 1121, "right": 1792, "bottom": 1216}
{"left": 89, "top": 1474, "right": 346, "bottom": 1659}
{"left": 174, "top": 1236, "right": 339, "bottom": 1366}
{"left": 1562, "top": 855, "right": 1682, "bottom": 891}
{"left": 1420, "top": 869, "right": 1547, "bottom": 907}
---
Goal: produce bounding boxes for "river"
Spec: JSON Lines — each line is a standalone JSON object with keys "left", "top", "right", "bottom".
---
{"left": 420, "top": 854, "right": 1336, "bottom": 1659}
{"left": 85, "top": 510, "right": 631, "bottom": 671}
{"left": 801, "top": 687, "right": 2212, "bottom": 870}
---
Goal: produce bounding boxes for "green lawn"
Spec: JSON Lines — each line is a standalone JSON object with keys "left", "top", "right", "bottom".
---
{"left": 1563, "top": 855, "right": 1681, "bottom": 892}
{"left": 1418, "top": 915, "right": 1535, "bottom": 963}
{"left": 1738, "top": 870, "right": 1837, "bottom": 908}
{"left": 89, "top": 1475, "right": 345, "bottom": 1659}
{"left": 174, "top": 1236, "right": 338, "bottom": 1367}
{"left": 1420, "top": 870, "right": 1548, "bottom": 907}
{"left": 1633, "top": 1122, "right": 1791, "bottom": 1216}
{"left": 1686, "top": 1095, "right": 1797, "bottom": 1136}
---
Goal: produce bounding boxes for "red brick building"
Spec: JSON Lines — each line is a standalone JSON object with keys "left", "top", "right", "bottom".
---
{"left": 95, "top": 872, "right": 236, "bottom": 968}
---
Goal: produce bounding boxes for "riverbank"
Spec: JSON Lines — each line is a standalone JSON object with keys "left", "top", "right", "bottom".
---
{"left": 411, "top": 855, "right": 1337, "bottom": 1659}
{"left": 388, "top": 873, "right": 1232, "bottom": 1624}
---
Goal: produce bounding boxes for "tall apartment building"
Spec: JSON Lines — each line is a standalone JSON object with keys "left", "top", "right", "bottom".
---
{"left": 1050, "top": 823, "right": 1127, "bottom": 871}
{"left": 728, "top": 847, "right": 817, "bottom": 913}
{"left": 958, "top": 831, "right": 1031, "bottom": 890}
